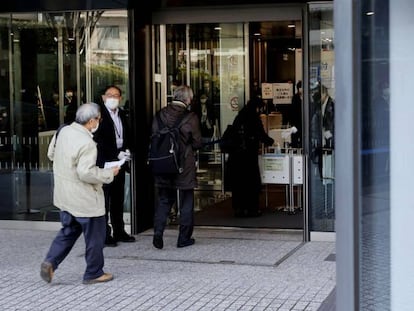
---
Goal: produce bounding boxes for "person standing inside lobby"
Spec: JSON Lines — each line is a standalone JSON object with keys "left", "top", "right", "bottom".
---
{"left": 94, "top": 85, "right": 135, "bottom": 247}
{"left": 227, "top": 97, "right": 274, "bottom": 217}
{"left": 288, "top": 80, "right": 303, "bottom": 148}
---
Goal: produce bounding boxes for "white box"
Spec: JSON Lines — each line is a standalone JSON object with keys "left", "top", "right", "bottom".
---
{"left": 260, "top": 154, "right": 290, "bottom": 184}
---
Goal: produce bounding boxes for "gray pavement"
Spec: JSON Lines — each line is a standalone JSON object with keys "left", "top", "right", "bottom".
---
{"left": 0, "top": 226, "right": 336, "bottom": 311}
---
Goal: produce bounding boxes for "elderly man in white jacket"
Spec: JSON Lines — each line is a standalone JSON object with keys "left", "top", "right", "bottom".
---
{"left": 41, "top": 103, "right": 120, "bottom": 285}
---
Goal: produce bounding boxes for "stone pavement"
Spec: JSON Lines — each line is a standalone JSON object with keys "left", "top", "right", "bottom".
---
{"left": 0, "top": 225, "right": 336, "bottom": 310}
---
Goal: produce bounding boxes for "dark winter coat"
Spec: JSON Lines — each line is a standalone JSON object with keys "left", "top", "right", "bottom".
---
{"left": 93, "top": 104, "right": 130, "bottom": 167}
{"left": 226, "top": 100, "right": 274, "bottom": 193}
{"left": 152, "top": 100, "right": 203, "bottom": 190}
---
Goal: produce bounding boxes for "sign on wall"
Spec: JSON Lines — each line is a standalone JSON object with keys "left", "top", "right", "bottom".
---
{"left": 272, "top": 82, "right": 293, "bottom": 104}
{"left": 261, "top": 83, "right": 273, "bottom": 99}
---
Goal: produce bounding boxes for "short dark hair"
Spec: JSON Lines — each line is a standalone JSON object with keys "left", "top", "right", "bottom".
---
{"left": 103, "top": 85, "right": 122, "bottom": 97}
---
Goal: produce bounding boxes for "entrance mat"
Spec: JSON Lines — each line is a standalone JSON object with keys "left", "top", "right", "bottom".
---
{"left": 193, "top": 196, "right": 303, "bottom": 230}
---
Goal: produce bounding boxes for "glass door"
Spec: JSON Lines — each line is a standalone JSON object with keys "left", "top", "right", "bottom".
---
{"left": 153, "top": 18, "right": 306, "bottom": 230}
{"left": 308, "top": 3, "right": 335, "bottom": 234}
{"left": 159, "top": 23, "right": 246, "bottom": 194}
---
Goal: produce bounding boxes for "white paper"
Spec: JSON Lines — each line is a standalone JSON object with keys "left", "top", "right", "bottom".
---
{"left": 104, "top": 158, "right": 125, "bottom": 169}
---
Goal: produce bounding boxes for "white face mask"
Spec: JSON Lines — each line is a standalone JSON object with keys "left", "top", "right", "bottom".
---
{"left": 91, "top": 122, "right": 99, "bottom": 133}
{"left": 105, "top": 98, "right": 119, "bottom": 110}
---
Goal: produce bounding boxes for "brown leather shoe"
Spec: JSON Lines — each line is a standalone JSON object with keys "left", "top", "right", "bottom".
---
{"left": 83, "top": 272, "right": 113, "bottom": 285}
{"left": 40, "top": 261, "right": 54, "bottom": 283}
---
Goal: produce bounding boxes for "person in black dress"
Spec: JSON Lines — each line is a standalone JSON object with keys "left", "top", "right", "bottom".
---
{"left": 227, "top": 97, "right": 274, "bottom": 217}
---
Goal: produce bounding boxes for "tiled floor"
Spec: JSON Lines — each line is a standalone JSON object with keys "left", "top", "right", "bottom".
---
{"left": 0, "top": 226, "right": 336, "bottom": 310}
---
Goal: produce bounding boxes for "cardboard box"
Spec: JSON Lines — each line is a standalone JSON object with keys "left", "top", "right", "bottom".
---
{"left": 260, "top": 113, "right": 283, "bottom": 131}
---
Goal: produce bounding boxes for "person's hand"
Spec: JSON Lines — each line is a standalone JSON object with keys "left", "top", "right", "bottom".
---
{"left": 117, "top": 149, "right": 131, "bottom": 161}
{"left": 112, "top": 166, "right": 120, "bottom": 176}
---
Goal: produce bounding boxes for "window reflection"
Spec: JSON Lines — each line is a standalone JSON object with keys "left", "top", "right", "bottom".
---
{"left": 308, "top": 4, "right": 335, "bottom": 232}
{"left": 0, "top": 10, "right": 129, "bottom": 221}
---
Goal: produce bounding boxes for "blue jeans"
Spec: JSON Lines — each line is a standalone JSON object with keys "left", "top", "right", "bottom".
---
{"left": 44, "top": 211, "right": 106, "bottom": 281}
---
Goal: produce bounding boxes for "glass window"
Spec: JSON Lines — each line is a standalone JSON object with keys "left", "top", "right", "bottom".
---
{"left": 0, "top": 10, "right": 130, "bottom": 221}
{"left": 308, "top": 4, "right": 335, "bottom": 232}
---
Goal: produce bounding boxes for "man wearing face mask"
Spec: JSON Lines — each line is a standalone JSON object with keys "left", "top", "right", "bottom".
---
{"left": 64, "top": 88, "right": 78, "bottom": 124}
{"left": 288, "top": 80, "right": 303, "bottom": 148}
{"left": 41, "top": 103, "right": 119, "bottom": 284}
{"left": 93, "top": 85, "right": 135, "bottom": 247}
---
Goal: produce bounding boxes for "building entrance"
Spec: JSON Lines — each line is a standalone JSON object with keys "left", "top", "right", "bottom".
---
{"left": 152, "top": 14, "right": 305, "bottom": 231}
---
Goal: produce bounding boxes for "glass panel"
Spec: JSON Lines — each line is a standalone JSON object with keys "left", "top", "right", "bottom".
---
{"left": 153, "top": 25, "right": 162, "bottom": 112}
{"left": 166, "top": 23, "right": 246, "bottom": 191}
{"left": 91, "top": 11, "right": 129, "bottom": 106}
{"left": 191, "top": 23, "right": 245, "bottom": 190}
{"left": 0, "top": 10, "right": 130, "bottom": 221}
{"left": 166, "top": 24, "right": 187, "bottom": 101}
{"left": 308, "top": 4, "right": 335, "bottom": 232}
{"left": 360, "top": 0, "right": 390, "bottom": 309}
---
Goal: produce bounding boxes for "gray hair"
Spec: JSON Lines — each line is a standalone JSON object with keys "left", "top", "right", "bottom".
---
{"left": 75, "top": 102, "right": 100, "bottom": 125}
{"left": 173, "top": 85, "right": 193, "bottom": 104}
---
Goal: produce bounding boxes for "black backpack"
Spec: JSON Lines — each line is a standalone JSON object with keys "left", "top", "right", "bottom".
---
{"left": 148, "top": 112, "right": 190, "bottom": 176}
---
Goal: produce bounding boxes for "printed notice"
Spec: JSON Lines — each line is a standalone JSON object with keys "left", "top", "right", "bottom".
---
{"left": 273, "top": 83, "right": 293, "bottom": 104}
{"left": 104, "top": 158, "right": 125, "bottom": 169}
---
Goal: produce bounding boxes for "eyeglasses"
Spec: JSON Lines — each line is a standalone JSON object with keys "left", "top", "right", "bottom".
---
{"left": 94, "top": 116, "right": 102, "bottom": 123}
{"left": 104, "top": 93, "right": 121, "bottom": 98}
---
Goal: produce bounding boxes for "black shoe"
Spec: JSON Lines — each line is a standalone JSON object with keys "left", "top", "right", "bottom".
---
{"left": 177, "top": 238, "right": 195, "bottom": 248}
{"left": 114, "top": 233, "right": 136, "bottom": 243}
{"left": 105, "top": 236, "right": 118, "bottom": 247}
{"left": 153, "top": 235, "right": 163, "bottom": 249}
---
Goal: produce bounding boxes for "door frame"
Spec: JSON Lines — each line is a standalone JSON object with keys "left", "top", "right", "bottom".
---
{"left": 151, "top": 4, "right": 309, "bottom": 240}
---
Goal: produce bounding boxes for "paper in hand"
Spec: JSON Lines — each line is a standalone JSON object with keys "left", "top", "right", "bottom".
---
{"left": 104, "top": 158, "right": 126, "bottom": 169}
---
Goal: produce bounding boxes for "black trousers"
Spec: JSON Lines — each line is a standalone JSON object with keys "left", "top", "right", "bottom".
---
{"left": 154, "top": 187, "right": 194, "bottom": 243}
{"left": 228, "top": 152, "right": 262, "bottom": 214}
{"left": 103, "top": 168, "right": 126, "bottom": 238}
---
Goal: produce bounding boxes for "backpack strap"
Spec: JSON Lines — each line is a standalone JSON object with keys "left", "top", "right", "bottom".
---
{"left": 54, "top": 123, "right": 68, "bottom": 147}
